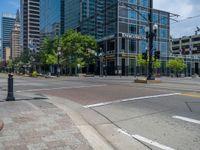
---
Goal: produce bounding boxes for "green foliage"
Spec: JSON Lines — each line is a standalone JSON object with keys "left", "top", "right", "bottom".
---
{"left": 20, "top": 49, "right": 31, "bottom": 64}
{"left": 136, "top": 54, "right": 161, "bottom": 69}
{"left": 153, "top": 58, "right": 161, "bottom": 69}
{"left": 31, "top": 71, "right": 38, "bottom": 77}
{"left": 39, "top": 37, "right": 57, "bottom": 65}
{"left": 60, "top": 30, "right": 97, "bottom": 71}
{"left": 137, "top": 54, "right": 146, "bottom": 67}
{"left": 13, "top": 30, "right": 97, "bottom": 75}
{"left": 6, "top": 59, "right": 13, "bottom": 68}
{"left": 167, "top": 58, "right": 187, "bottom": 75}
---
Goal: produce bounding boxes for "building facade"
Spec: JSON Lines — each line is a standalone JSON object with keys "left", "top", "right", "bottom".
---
{"left": 10, "top": 10, "right": 21, "bottom": 59}
{"left": 64, "top": 0, "right": 170, "bottom": 75}
{"left": 5, "top": 47, "right": 11, "bottom": 62}
{"left": 1, "top": 13, "right": 16, "bottom": 61}
{"left": 20, "top": 0, "right": 40, "bottom": 52}
{"left": 171, "top": 34, "right": 200, "bottom": 76}
{"left": 40, "top": 0, "right": 65, "bottom": 39}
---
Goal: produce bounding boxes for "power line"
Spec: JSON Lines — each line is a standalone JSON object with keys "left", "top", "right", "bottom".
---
{"left": 171, "top": 14, "right": 200, "bottom": 25}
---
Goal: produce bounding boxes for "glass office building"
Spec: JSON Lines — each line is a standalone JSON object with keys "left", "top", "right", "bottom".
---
{"left": 64, "top": 0, "right": 170, "bottom": 75}
{"left": 1, "top": 13, "right": 16, "bottom": 61}
{"left": 40, "top": 0, "right": 65, "bottom": 39}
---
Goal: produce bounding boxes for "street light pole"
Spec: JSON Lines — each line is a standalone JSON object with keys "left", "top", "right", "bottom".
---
{"left": 119, "top": 0, "right": 157, "bottom": 80}
{"left": 57, "top": 46, "right": 61, "bottom": 77}
{"left": 147, "top": 0, "right": 154, "bottom": 80}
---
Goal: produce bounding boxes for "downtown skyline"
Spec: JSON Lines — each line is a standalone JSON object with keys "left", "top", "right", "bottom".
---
{"left": 0, "top": 0, "right": 199, "bottom": 38}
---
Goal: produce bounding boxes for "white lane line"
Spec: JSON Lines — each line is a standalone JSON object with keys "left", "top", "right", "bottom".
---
{"left": 172, "top": 116, "right": 200, "bottom": 125}
{"left": 16, "top": 84, "right": 107, "bottom": 93}
{"left": 118, "top": 129, "right": 175, "bottom": 150}
{"left": 84, "top": 93, "right": 181, "bottom": 108}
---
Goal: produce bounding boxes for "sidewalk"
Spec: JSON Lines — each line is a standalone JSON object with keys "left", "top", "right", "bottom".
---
{"left": 0, "top": 99, "right": 94, "bottom": 150}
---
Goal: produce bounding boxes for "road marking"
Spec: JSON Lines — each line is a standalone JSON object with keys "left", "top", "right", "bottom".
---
{"left": 84, "top": 93, "right": 181, "bottom": 108}
{"left": 16, "top": 84, "right": 107, "bottom": 92}
{"left": 180, "top": 93, "right": 200, "bottom": 98}
{"left": 118, "top": 129, "right": 175, "bottom": 150}
{"left": 172, "top": 116, "right": 200, "bottom": 125}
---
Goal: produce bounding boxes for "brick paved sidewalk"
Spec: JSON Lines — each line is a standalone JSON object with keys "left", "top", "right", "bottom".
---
{"left": 0, "top": 100, "right": 92, "bottom": 150}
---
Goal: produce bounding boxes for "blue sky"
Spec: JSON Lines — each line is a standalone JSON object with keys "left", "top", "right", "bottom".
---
{"left": 0, "top": 0, "right": 19, "bottom": 35}
{"left": 0, "top": 0, "right": 19, "bottom": 14}
{"left": 0, "top": 0, "right": 200, "bottom": 38}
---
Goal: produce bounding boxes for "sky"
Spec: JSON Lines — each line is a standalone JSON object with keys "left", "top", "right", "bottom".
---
{"left": 154, "top": 0, "right": 200, "bottom": 38}
{"left": 0, "top": 0, "right": 200, "bottom": 38}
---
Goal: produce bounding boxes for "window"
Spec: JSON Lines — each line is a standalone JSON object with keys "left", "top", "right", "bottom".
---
{"left": 139, "top": 25, "right": 146, "bottom": 36}
{"left": 128, "top": 10, "right": 136, "bottom": 20}
{"left": 139, "top": 40, "right": 147, "bottom": 53}
{"left": 129, "top": 39, "right": 136, "bottom": 53}
{"left": 153, "top": 13, "right": 158, "bottom": 23}
{"left": 160, "top": 42, "right": 168, "bottom": 56}
{"left": 121, "top": 38, "right": 125, "bottom": 50}
{"left": 160, "top": 15, "right": 168, "bottom": 25}
{"left": 129, "top": 24, "right": 137, "bottom": 34}
{"left": 140, "top": 0, "right": 148, "bottom": 7}
{"left": 160, "top": 28, "right": 168, "bottom": 39}
{"left": 139, "top": 11, "right": 148, "bottom": 22}
{"left": 129, "top": 0, "right": 137, "bottom": 4}
{"left": 153, "top": 41, "right": 158, "bottom": 51}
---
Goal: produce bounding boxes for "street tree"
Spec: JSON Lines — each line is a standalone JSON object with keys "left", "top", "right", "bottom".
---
{"left": 60, "top": 30, "right": 97, "bottom": 75}
{"left": 136, "top": 54, "right": 161, "bottom": 75}
{"left": 39, "top": 37, "right": 57, "bottom": 73}
{"left": 167, "top": 58, "right": 187, "bottom": 77}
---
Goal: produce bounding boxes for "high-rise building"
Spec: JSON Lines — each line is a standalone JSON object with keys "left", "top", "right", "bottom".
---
{"left": 65, "top": 0, "right": 170, "bottom": 75}
{"left": 5, "top": 47, "right": 11, "bottom": 62}
{"left": 1, "top": 13, "right": 16, "bottom": 61}
{"left": 10, "top": 10, "right": 21, "bottom": 59}
{"left": 40, "top": 0, "right": 65, "bottom": 40}
{"left": 20, "top": 0, "right": 40, "bottom": 52}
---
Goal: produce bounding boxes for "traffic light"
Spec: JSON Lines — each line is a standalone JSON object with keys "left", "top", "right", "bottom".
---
{"left": 142, "top": 52, "right": 147, "bottom": 60}
{"left": 155, "top": 51, "right": 160, "bottom": 59}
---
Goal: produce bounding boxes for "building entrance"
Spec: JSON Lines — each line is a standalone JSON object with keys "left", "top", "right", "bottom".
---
{"left": 195, "top": 63, "right": 199, "bottom": 75}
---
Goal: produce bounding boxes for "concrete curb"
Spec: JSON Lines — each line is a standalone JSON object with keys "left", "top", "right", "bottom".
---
{"left": 0, "top": 119, "right": 4, "bottom": 131}
{"left": 48, "top": 96, "right": 115, "bottom": 150}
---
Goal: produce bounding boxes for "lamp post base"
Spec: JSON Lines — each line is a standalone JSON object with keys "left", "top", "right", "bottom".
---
{"left": 147, "top": 75, "right": 155, "bottom": 80}
{"left": 135, "top": 79, "right": 161, "bottom": 84}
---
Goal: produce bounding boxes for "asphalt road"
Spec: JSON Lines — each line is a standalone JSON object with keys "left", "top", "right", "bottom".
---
{"left": 1, "top": 76, "right": 200, "bottom": 150}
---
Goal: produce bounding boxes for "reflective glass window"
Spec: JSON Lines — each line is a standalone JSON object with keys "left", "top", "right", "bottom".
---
{"left": 160, "top": 42, "right": 168, "bottom": 56}
{"left": 129, "top": 24, "right": 137, "bottom": 34}
{"left": 128, "top": 10, "right": 137, "bottom": 20}
{"left": 129, "top": 39, "right": 136, "bottom": 53}
{"left": 140, "top": 0, "right": 149, "bottom": 7}
{"left": 129, "top": 0, "right": 137, "bottom": 4}
{"left": 160, "top": 28, "right": 168, "bottom": 39}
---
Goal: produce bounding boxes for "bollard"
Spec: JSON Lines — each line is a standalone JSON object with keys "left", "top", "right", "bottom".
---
{"left": 6, "top": 73, "right": 15, "bottom": 101}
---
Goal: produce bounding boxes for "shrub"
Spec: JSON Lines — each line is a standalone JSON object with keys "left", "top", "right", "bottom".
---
{"left": 31, "top": 71, "right": 38, "bottom": 77}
